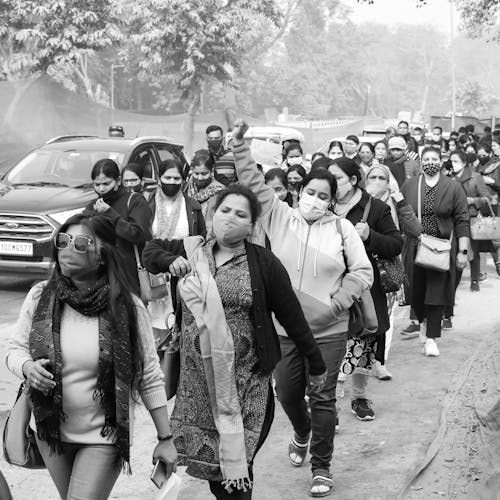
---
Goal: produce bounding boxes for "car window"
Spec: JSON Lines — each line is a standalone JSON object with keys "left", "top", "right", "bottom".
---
{"left": 129, "top": 147, "right": 156, "bottom": 179}
{"left": 4, "top": 150, "right": 125, "bottom": 187}
{"left": 155, "top": 145, "right": 176, "bottom": 162}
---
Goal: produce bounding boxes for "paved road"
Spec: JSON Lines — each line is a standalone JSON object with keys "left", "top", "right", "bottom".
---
{"left": 1, "top": 266, "right": 500, "bottom": 499}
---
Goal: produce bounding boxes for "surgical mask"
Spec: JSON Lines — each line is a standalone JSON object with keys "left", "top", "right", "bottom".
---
{"left": 365, "top": 180, "right": 388, "bottom": 198}
{"left": 212, "top": 211, "right": 252, "bottom": 247}
{"left": 207, "top": 138, "right": 223, "bottom": 153}
{"left": 451, "top": 161, "right": 465, "bottom": 174}
{"left": 466, "top": 153, "right": 477, "bottom": 164}
{"left": 478, "top": 156, "right": 490, "bottom": 166}
{"left": 413, "top": 135, "right": 422, "bottom": 143}
{"left": 287, "top": 157, "right": 303, "bottom": 166}
{"left": 336, "top": 181, "right": 353, "bottom": 201}
{"left": 298, "top": 192, "right": 329, "bottom": 221}
{"left": 194, "top": 177, "right": 211, "bottom": 189}
{"left": 431, "top": 135, "right": 441, "bottom": 142}
{"left": 160, "top": 181, "right": 182, "bottom": 197}
{"left": 421, "top": 161, "right": 441, "bottom": 177}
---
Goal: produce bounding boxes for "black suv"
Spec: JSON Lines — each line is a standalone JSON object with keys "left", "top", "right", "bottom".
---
{"left": 0, "top": 135, "right": 188, "bottom": 278}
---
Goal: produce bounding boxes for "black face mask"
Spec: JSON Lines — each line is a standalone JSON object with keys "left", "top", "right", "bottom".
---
{"left": 160, "top": 182, "right": 182, "bottom": 197}
{"left": 126, "top": 184, "right": 143, "bottom": 193}
{"left": 478, "top": 156, "right": 490, "bottom": 166}
{"left": 194, "top": 178, "right": 212, "bottom": 189}
{"left": 207, "top": 138, "right": 223, "bottom": 153}
{"left": 465, "top": 153, "right": 477, "bottom": 164}
{"left": 101, "top": 185, "right": 123, "bottom": 204}
{"left": 288, "top": 180, "right": 302, "bottom": 191}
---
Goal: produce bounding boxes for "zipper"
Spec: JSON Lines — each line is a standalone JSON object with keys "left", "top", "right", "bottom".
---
{"left": 297, "top": 224, "right": 312, "bottom": 296}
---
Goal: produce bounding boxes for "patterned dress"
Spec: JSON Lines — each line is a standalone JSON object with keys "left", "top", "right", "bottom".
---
{"left": 171, "top": 244, "right": 270, "bottom": 481}
{"left": 421, "top": 184, "right": 440, "bottom": 237}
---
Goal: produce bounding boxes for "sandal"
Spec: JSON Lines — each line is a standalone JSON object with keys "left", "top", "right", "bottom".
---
{"left": 310, "top": 469, "right": 334, "bottom": 497}
{"left": 288, "top": 435, "right": 309, "bottom": 467}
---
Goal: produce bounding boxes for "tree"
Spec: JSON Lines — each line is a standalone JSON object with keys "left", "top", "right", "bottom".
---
{"left": 117, "top": 0, "right": 281, "bottom": 155}
{"left": 457, "top": 80, "right": 498, "bottom": 115}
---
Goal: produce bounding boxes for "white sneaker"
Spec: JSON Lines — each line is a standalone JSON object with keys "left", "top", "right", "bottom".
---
{"left": 373, "top": 360, "right": 393, "bottom": 380}
{"left": 424, "top": 338, "right": 440, "bottom": 357}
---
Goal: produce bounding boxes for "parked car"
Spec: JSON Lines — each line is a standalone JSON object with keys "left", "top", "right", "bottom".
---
{"left": 317, "top": 133, "right": 382, "bottom": 155}
{"left": 0, "top": 135, "right": 187, "bottom": 277}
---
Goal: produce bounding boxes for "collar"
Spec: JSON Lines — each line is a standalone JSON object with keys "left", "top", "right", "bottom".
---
{"left": 454, "top": 166, "right": 472, "bottom": 184}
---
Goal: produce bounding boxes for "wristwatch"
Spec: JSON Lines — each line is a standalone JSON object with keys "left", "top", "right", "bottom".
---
{"left": 459, "top": 249, "right": 468, "bottom": 255}
{"left": 157, "top": 434, "right": 173, "bottom": 441}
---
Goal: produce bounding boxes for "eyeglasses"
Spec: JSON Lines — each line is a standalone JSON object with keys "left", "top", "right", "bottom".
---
{"left": 55, "top": 233, "right": 95, "bottom": 253}
{"left": 123, "top": 178, "right": 141, "bottom": 186}
{"left": 367, "top": 176, "right": 387, "bottom": 181}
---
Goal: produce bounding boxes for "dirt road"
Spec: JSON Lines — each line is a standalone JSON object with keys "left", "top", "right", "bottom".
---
{"left": 1, "top": 265, "right": 500, "bottom": 499}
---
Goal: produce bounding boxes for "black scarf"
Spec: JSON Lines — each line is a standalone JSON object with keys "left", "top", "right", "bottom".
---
{"left": 29, "top": 272, "right": 132, "bottom": 471}
{"left": 101, "top": 185, "right": 127, "bottom": 205}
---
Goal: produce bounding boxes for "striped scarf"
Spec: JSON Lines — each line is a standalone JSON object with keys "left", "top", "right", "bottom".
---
{"left": 29, "top": 272, "right": 132, "bottom": 471}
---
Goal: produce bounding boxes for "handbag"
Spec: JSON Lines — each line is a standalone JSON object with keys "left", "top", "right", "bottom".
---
{"left": 414, "top": 176, "right": 453, "bottom": 272}
{"left": 470, "top": 200, "right": 500, "bottom": 240}
{"left": 336, "top": 218, "right": 378, "bottom": 339}
{"left": 3, "top": 382, "right": 45, "bottom": 469}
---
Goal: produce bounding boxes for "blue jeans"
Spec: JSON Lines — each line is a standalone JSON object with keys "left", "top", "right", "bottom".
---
{"left": 36, "top": 437, "right": 121, "bottom": 500}
{"left": 274, "top": 333, "right": 347, "bottom": 472}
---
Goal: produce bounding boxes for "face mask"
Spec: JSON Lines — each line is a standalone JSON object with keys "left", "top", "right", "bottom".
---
{"left": 298, "top": 192, "right": 329, "bottom": 221}
{"left": 365, "top": 180, "right": 387, "bottom": 198}
{"left": 288, "top": 157, "right": 303, "bottom": 166}
{"left": 466, "top": 153, "right": 477, "bottom": 164}
{"left": 451, "top": 162, "right": 465, "bottom": 174}
{"left": 478, "top": 156, "right": 490, "bottom": 165}
{"left": 194, "top": 177, "right": 211, "bottom": 189}
{"left": 160, "top": 181, "right": 182, "bottom": 197}
{"left": 336, "top": 181, "right": 353, "bottom": 201}
{"left": 207, "top": 138, "right": 223, "bottom": 153}
{"left": 413, "top": 135, "right": 422, "bottom": 143}
{"left": 421, "top": 160, "right": 441, "bottom": 177}
{"left": 212, "top": 211, "right": 251, "bottom": 247}
{"left": 126, "top": 184, "right": 143, "bottom": 193}
{"left": 431, "top": 135, "right": 441, "bottom": 142}
{"left": 288, "top": 180, "right": 302, "bottom": 191}
{"left": 101, "top": 185, "right": 120, "bottom": 203}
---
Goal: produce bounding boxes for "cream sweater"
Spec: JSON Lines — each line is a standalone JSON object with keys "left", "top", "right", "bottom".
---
{"left": 5, "top": 282, "right": 167, "bottom": 444}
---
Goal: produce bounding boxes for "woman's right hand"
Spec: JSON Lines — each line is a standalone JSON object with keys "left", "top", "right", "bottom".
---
{"left": 232, "top": 119, "right": 249, "bottom": 146}
{"left": 23, "top": 359, "right": 55, "bottom": 394}
{"left": 168, "top": 256, "right": 192, "bottom": 278}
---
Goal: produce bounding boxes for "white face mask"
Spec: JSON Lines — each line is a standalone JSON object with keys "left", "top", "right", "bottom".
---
{"left": 451, "top": 161, "right": 465, "bottom": 174}
{"left": 336, "top": 181, "right": 352, "bottom": 201}
{"left": 298, "top": 192, "right": 329, "bottom": 221}
{"left": 288, "top": 156, "right": 303, "bottom": 166}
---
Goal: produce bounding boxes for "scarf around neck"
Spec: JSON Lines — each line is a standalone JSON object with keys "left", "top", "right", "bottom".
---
{"left": 29, "top": 272, "right": 133, "bottom": 471}
{"left": 187, "top": 178, "right": 224, "bottom": 204}
{"left": 335, "top": 187, "right": 363, "bottom": 218}
{"left": 179, "top": 236, "right": 251, "bottom": 492}
{"left": 154, "top": 188, "right": 184, "bottom": 239}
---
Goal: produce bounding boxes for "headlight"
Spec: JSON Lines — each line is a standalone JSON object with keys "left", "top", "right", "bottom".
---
{"left": 49, "top": 208, "right": 84, "bottom": 225}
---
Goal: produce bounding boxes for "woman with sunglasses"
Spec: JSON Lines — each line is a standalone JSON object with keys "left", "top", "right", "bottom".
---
{"left": 87, "top": 159, "right": 152, "bottom": 295}
{"left": 6, "top": 212, "right": 176, "bottom": 500}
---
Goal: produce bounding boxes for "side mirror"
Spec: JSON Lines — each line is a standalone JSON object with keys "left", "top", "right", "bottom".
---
{"left": 143, "top": 177, "right": 158, "bottom": 192}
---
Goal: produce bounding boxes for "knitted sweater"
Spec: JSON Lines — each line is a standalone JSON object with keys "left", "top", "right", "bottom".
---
{"left": 6, "top": 282, "right": 167, "bottom": 445}
{"left": 233, "top": 144, "right": 374, "bottom": 338}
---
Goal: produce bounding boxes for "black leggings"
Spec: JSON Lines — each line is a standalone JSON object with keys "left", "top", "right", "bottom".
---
{"left": 207, "top": 387, "right": 275, "bottom": 499}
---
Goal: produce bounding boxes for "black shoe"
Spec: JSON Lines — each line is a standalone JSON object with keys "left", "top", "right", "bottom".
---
{"left": 470, "top": 281, "right": 480, "bottom": 292}
{"left": 351, "top": 398, "right": 375, "bottom": 421}
{"left": 442, "top": 318, "right": 453, "bottom": 330}
{"left": 400, "top": 321, "right": 420, "bottom": 338}
{"left": 496, "top": 261, "right": 500, "bottom": 277}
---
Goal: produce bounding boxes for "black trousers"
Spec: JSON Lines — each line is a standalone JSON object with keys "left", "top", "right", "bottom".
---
{"left": 207, "top": 387, "right": 275, "bottom": 499}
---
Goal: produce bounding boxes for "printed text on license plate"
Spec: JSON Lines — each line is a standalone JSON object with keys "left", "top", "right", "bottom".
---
{"left": 0, "top": 241, "right": 34, "bottom": 256}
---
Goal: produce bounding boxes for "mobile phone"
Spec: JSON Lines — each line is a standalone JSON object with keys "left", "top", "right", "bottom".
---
{"left": 151, "top": 460, "right": 167, "bottom": 489}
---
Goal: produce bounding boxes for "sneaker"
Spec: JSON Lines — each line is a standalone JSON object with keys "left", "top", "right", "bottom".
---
{"left": 351, "top": 398, "right": 375, "bottom": 421}
{"left": 442, "top": 318, "right": 453, "bottom": 330}
{"left": 479, "top": 272, "right": 488, "bottom": 282}
{"left": 335, "top": 415, "right": 340, "bottom": 433}
{"left": 373, "top": 360, "right": 392, "bottom": 380}
{"left": 400, "top": 321, "right": 420, "bottom": 339}
{"left": 470, "top": 281, "right": 480, "bottom": 292}
{"left": 424, "top": 338, "right": 440, "bottom": 357}
{"left": 496, "top": 261, "right": 500, "bottom": 277}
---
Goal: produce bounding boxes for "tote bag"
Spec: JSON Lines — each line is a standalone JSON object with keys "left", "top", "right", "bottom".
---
{"left": 470, "top": 200, "right": 500, "bottom": 240}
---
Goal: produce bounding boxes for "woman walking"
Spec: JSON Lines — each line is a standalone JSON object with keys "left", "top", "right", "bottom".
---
{"left": 143, "top": 184, "right": 326, "bottom": 499}
{"left": 401, "top": 147, "right": 470, "bottom": 356}
{"left": 231, "top": 120, "right": 373, "bottom": 497}
{"left": 6, "top": 212, "right": 176, "bottom": 500}
{"left": 87, "top": 159, "right": 152, "bottom": 294}
{"left": 328, "top": 158, "right": 403, "bottom": 413}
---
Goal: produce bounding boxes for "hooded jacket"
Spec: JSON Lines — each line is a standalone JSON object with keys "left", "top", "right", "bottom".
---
{"left": 233, "top": 144, "right": 373, "bottom": 338}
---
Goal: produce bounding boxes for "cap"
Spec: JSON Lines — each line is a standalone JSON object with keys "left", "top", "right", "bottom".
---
{"left": 388, "top": 136, "right": 407, "bottom": 150}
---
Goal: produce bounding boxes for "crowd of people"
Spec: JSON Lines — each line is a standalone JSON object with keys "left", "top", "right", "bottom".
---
{"left": 5, "top": 117, "right": 500, "bottom": 499}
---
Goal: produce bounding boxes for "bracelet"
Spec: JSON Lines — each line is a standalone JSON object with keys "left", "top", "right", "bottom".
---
{"left": 157, "top": 434, "right": 173, "bottom": 442}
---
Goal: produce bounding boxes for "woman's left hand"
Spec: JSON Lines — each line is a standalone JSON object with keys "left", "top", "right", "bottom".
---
{"left": 309, "top": 370, "right": 328, "bottom": 392}
{"left": 94, "top": 198, "right": 111, "bottom": 213}
{"left": 152, "top": 440, "right": 178, "bottom": 480}
{"left": 355, "top": 222, "right": 370, "bottom": 241}
{"left": 456, "top": 252, "right": 468, "bottom": 270}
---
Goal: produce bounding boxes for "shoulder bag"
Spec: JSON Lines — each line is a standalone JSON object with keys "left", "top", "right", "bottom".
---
{"left": 3, "top": 382, "right": 45, "bottom": 469}
{"left": 362, "top": 196, "right": 406, "bottom": 293}
{"left": 336, "top": 218, "right": 378, "bottom": 339}
{"left": 414, "top": 176, "right": 453, "bottom": 272}
{"left": 470, "top": 199, "right": 500, "bottom": 240}
{"left": 127, "top": 193, "right": 169, "bottom": 302}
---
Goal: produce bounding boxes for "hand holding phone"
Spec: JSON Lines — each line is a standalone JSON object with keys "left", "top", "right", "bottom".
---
{"left": 151, "top": 460, "right": 167, "bottom": 489}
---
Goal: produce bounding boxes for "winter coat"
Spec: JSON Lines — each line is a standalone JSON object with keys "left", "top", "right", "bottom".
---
{"left": 344, "top": 190, "right": 403, "bottom": 336}
{"left": 452, "top": 166, "right": 492, "bottom": 218}
{"left": 476, "top": 158, "right": 500, "bottom": 201}
{"left": 401, "top": 175, "right": 470, "bottom": 306}
{"left": 387, "top": 155, "right": 420, "bottom": 188}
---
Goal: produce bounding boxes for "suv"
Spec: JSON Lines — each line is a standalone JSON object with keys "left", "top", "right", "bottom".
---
{"left": 0, "top": 135, "right": 187, "bottom": 278}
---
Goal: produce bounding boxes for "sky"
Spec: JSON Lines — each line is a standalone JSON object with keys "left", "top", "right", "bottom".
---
{"left": 345, "top": 0, "right": 459, "bottom": 33}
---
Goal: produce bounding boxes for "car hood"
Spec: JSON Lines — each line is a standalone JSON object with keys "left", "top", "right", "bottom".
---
{"left": 0, "top": 184, "right": 96, "bottom": 214}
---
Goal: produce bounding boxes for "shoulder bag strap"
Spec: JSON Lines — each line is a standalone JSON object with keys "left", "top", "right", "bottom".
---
{"left": 417, "top": 175, "right": 422, "bottom": 223}
{"left": 336, "top": 218, "right": 348, "bottom": 271}
{"left": 361, "top": 196, "right": 372, "bottom": 223}
{"left": 127, "top": 192, "right": 143, "bottom": 271}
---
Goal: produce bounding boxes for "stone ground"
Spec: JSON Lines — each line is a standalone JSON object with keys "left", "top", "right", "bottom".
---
{"left": 1, "top": 264, "right": 500, "bottom": 500}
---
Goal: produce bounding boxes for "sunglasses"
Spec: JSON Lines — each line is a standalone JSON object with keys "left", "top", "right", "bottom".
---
{"left": 55, "top": 233, "right": 95, "bottom": 253}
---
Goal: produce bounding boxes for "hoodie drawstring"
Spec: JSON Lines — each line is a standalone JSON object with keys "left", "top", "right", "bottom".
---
{"left": 313, "top": 219, "right": 323, "bottom": 278}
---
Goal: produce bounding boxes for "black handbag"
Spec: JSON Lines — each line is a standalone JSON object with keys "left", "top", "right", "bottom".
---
{"left": 3, "top": 382, "right": 45, "bottom": 469}
{"left": 373, "top": 254, "right": 406, "bottom": 293}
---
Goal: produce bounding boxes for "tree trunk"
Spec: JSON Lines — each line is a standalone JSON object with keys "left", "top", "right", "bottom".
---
{"left": 183, "top": 88, "right": 201, "bottom": 159}
{"left": 1, "top": 76, "right": 39, "bottom": 132}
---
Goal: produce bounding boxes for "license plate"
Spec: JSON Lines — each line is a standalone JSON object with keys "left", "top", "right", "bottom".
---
{"left": 0, "top": 241, "right": 34, "bottom": 256}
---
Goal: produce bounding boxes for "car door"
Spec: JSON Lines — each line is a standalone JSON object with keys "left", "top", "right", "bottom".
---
{"left": 128, "top": 144, "right": 158, "bottom": 181}
{"left": 153, "top": 143, "right": 189, "bottom": 178}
